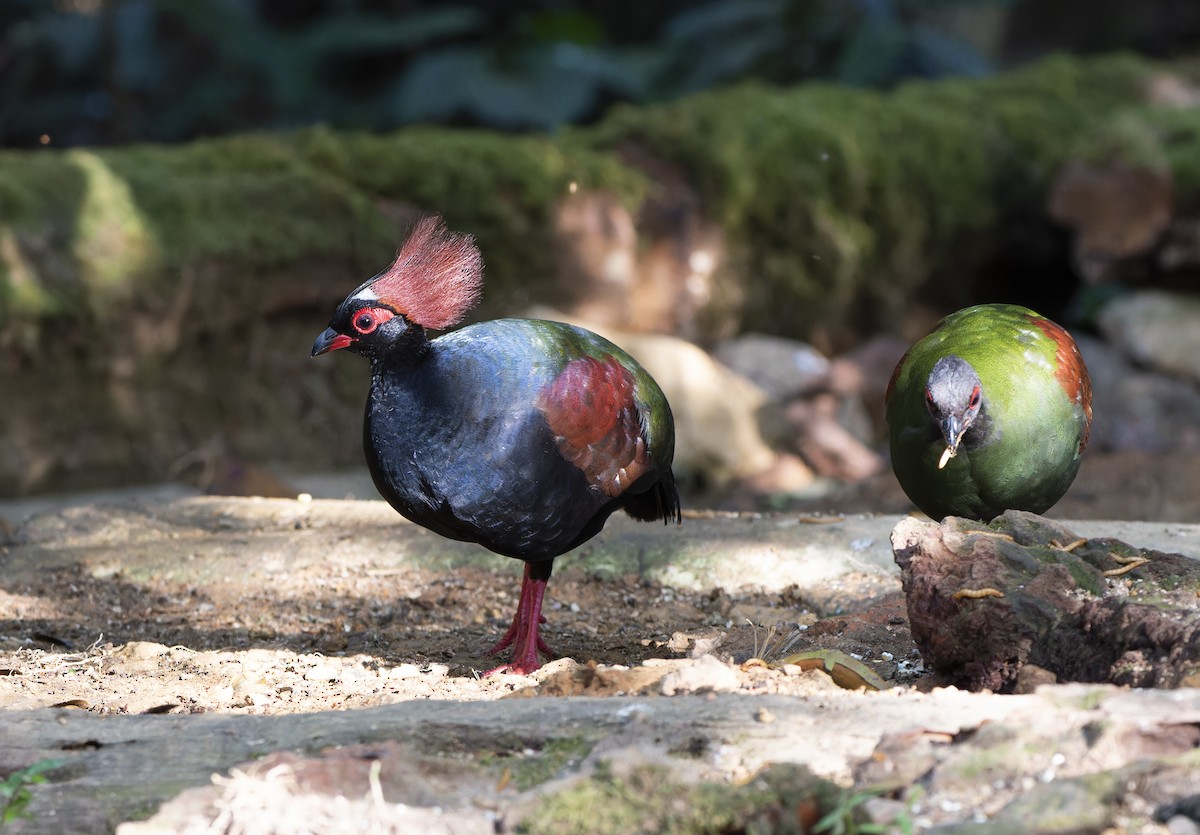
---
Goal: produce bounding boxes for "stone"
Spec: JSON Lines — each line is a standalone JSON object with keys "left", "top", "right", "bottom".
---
{"left": 892, "top": 511, "right": 1200, "bottom": 692}
{"left": 1075, "top": 334, "right": 1200, "bottom": 453}
{"left": 659, "top": 654, "right": 741, "bottom": 695}
{"left": 1048, "top": 160, "right": 1173, "bottom": 284}
{"left": 1097, "top": 290, "right": 1200, "bottom": 386}
{"left": 713, "top": 333, "right": 832, "bottom": 400}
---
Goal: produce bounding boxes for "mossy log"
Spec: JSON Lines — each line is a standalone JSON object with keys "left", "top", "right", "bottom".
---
{"left": 892, "top": 510, "right": 1200, "bottom": 692}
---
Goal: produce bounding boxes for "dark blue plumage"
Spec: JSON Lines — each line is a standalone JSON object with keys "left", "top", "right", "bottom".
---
{"left": 312, "top": 217, "right": 679, "bottom": 673}
{"left": 363, "top": 319, "right": 677, "bottom": 561}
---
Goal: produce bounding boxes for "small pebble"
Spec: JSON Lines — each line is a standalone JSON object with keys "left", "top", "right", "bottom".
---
{"left": 755, "top": 707, "right": 775, "bottom": 724}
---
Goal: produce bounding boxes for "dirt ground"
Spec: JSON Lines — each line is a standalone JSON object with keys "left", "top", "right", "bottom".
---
{"left": 3, "top": 458, "right": 1200, "bottom": 833}
{"left": 0, "top": 540, "right": 909, "bottom": 715}
{"left": 1, "top": 447, "right": 1197, "bottom": 717}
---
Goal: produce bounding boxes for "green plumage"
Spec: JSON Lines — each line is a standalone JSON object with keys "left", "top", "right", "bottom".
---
{"left": 886, "top": 304, "right": 1092, "bottom": 521}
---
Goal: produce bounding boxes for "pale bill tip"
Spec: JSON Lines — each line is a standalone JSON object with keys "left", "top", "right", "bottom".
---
{"left": 938, "top": 446, "right": 956, "bottom": 470}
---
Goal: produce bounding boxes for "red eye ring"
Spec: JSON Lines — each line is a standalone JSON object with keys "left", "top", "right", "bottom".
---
{"left": 351, "top": 306, "right": 395, "bottom": 335}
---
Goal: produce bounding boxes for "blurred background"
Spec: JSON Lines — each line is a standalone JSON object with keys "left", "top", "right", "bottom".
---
{"left": 4, "top": 0, "right": 1200, "bottom": 522}
{"left": 5, "top": 0, "right": 1200, "bottom": 146}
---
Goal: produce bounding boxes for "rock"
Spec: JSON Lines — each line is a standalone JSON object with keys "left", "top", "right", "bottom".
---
{"left": 897, "top": 511, "right": 1200, "bottom": 695}
{"left": 714, "top": 333, "right": 832, "bottom": 400}
{"left": 782, "top": 394, "right": 884, "bottom": 482}
{"left": 117, "top": 742, "right": 501, "bottom": 835}
{"left": 836, "top": 333, "right": 911, "bottom": 434}
{"left": 977, "top": 773, "right": 1120, "bottom": 833}
{"left": 714, "top": 332, "right": 883, "bottom": 483}
{"left": 1048, "top": 161, "right": 1173, "bottom": 284}
{"left": 659, "top": 654, "right": 741, "bottom": 695}
{"left": 109, "top": 642, "right": 173, "bottom": 676}
{"left": 1167, "top": 817, "right": 1200, "bottom": 835}
{"left": 1158, "top": 795, "right": 1200, "bottom": 830}
{"left": 1097, "top": 290, "right": 1200, "bottom": 385}
{"left": 892, "top": 511, "right": 1200, "bottom": 692}
{"left": 525, "top": 660, "right": 677, "bottom": 697}
{"left": 1075, "top": 334, "right": 1200, "bottom": 453}
{"left": 553, "top": 191, "right": 722, "bottom": 339}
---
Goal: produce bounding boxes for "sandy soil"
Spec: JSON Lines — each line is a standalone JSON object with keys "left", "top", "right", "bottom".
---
{"left": 0, "top": 544, "right": 911, "bottom": 715}
{"left": 3, "top": 446, "right": 1198, "bottom": 717}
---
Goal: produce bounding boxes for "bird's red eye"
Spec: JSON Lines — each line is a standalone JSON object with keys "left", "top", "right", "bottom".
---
{"left": 354, "top": 312, "right": 376, "bottom": 333}
{"left": 968, "top": 386, "right": 981, "bottom": 408}
{"left": 351, "top": 307, "right": 395, "bottom": 335}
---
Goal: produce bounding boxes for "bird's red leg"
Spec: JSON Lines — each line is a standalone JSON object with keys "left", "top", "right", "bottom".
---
{"left": 484, "top": 561, "right": 554, "bottom": 675}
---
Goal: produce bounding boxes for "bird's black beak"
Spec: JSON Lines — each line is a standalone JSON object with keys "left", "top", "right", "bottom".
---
{"left": 311, "top": 327, "right": 354, "bottom": 357}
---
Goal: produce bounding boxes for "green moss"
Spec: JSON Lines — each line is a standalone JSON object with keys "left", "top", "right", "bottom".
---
{"left": 101, "top": 134, "right": 394, "bottom": 273}
{"left": 295, "top": 125, "right": 646, "bottom": 318}
{"left": 68, "top": 150, "right": 162, "bottom": 312}
{"left": 1146, "top": 106, "right": 1200, "bottom": 199}
{"left": 584, "top": 53, "right": 1157, "bottom": 340}
{"left": 519, "top": 762, "right": 837, "bottom": 835}
{"left": 0, "top": 51, "right": 1169, "bottom": 343}
{"left": 0, "top": 133, "right": 395, "bottom": 336}
{"left": 0, "top": 150, "right": 88, "bottom": 323}
{"left": 482, "top": 737, "right": 593, "bottom": 791}
{"left": 1059, "top": 554, "right": 1105, "bottom": 596}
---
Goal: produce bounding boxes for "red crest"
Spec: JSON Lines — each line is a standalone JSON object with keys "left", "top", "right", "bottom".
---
{"left": 364, "top": 215, "right": 482, "bottom": 330}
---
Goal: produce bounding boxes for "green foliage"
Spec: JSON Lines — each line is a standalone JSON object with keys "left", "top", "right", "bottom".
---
{"left": 0, "top": 1, "right": 999, "bottom": 147}
{"left": 1, "top": 760, "right": 64, "bottom": 825}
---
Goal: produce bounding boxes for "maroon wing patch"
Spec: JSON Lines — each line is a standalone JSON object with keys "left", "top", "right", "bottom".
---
{"left": 1029, "top": 314, "right": 1094, "bottom": 452}
{"left": 537, "top": 355, "right": 650, "bottom": 497}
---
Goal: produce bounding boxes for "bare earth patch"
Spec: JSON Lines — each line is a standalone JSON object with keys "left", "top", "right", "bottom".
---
{"left": 3, "top": 498, "right": 1200, "bottom": 834}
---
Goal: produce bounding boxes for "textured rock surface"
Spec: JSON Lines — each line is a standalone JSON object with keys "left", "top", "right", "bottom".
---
{"left": 893, "top": 510, "right": 1200, "bottom": 692}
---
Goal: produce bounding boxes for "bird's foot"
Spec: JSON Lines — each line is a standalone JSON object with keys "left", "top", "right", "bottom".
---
{"left": 483, "top": 562, "right": 555, "bottom": 674}
{"left": 485, "top": 614, "right": 549, "bottom": 656}
{"left": 482, "top": 630, "right": 553, "bottom": 676}
{"left": 482, "top": 659, "right": 540, "bottom": 677}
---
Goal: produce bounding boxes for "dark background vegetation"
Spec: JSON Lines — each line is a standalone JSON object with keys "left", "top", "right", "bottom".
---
{"left": 4, "top": 0, "right": 1200, "bottom": 149}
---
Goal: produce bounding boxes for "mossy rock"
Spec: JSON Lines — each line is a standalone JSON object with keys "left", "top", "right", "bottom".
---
{"left": 585, "top": 53, "right": 1158, "bottom": 342}
{"left": 0, "top": 52, "right": 1190, "bottom": 495}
